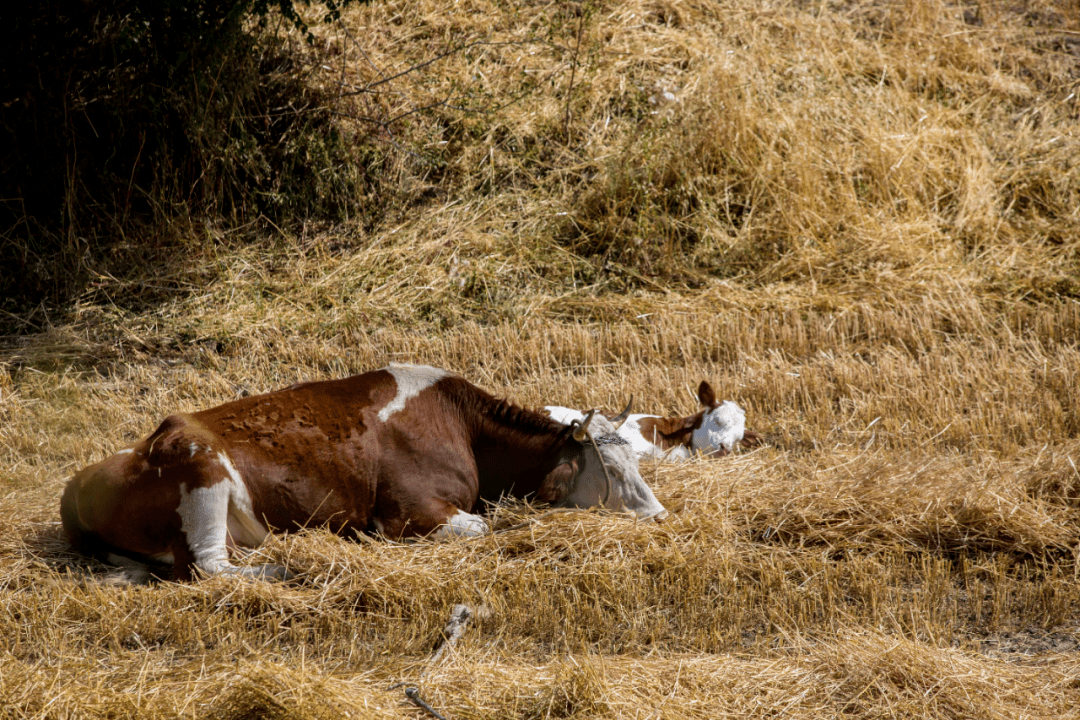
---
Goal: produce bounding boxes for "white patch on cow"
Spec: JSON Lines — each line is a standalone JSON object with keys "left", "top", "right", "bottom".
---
{"left": 176, "top": 480, "right": 233, "bottom": 574}
{"left": 216, "top": 451, "right": 269, "bottom": 547}
{"left": 692, "top": 400, "right": 747, "bottom": 456}
{"left": 175, "top": 451, "right": 271, "bottom": 578}
{"left": 116, "top": 448, "right": 134, "bottom": 455}
{"left": 545, "top": 406, "right": 585, "bottom": 425}
{"left": 617, "top": 415, "right": 690, "bottom": 461}
{"left": 591, "top": 427, "right": 666, "bottom": 519}
{"left": 377, "top": 363, "right": 448, "bottom": 422}
{"left": 547, "top": 407, "right": 690, "bottom": 461}
{"left": 433, "top": 510, "right": 489, "bottom": 539}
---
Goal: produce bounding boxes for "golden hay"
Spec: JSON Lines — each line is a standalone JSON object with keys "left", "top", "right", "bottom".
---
{"left": 3, "top": 0, "right": 1080, "bottom": 717}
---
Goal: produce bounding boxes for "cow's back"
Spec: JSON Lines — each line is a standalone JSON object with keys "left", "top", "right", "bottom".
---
{"left": 188, "top": 372, "right": 401, "bottom": 534}
{"left": 60, "top": 368, "right": 436, "bottom": 571}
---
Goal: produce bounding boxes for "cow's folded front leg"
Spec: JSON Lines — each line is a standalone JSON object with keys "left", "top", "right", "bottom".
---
{"left": 432, "top": 508, "right": 489, "bottom": 538}
{"left": 173, "top": 479, "right": 290, "bottom": 581}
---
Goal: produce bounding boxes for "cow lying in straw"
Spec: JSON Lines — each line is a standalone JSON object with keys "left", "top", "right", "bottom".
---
{"left": 548, "top": 381, "right": 760, "bottom": 461}
{"left": 61, "top": 364, "right": 666, "bottom": 581}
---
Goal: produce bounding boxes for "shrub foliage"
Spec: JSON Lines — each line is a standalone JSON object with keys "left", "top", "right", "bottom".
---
{"left": 0, "top": 0, "right": 360, "bottom": 315}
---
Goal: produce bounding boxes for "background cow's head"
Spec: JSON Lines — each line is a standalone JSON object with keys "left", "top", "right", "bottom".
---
{"left": 691, "top": 381, "right": 748, "bottom": 457}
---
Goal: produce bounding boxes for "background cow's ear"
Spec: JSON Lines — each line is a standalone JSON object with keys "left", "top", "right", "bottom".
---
{"left": 697, "top": 381, "right": 718, "bottom": 409}
{"left": 537, "top": 461, "right": 576, "bottom": 503}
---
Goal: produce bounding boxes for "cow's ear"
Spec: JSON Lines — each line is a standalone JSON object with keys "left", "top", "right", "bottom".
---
{"left": 697, "top": 381, "right": 718, "bottom": 409}
{"left": 556, "top": 423, "right": 578, "bottom": 444}
{"left": 538, "top": 461, "right": 576, "bottom": 504}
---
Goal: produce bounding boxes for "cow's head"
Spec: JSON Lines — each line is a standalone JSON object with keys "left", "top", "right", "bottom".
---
{"left": 541, "top": 406, "right": 667, "bottom": 520}
{"left": 690, "top": 381, "right": 747, "bottom": 457}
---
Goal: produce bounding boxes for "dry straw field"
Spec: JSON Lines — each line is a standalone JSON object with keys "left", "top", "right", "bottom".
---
{"left": 3, "top": 0, "right": 1080, "bottom": 717}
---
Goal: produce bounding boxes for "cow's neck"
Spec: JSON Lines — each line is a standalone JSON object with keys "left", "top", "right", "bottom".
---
{"left": 470, "top": 400, "right": 567, "bottom": 504}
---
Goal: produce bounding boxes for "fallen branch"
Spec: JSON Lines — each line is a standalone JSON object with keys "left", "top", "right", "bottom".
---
{"left": 425, "top": 603, "right": 475, "bottom": 676}
{"left": 389, "top": 603, "right": 477, "bottom": 720}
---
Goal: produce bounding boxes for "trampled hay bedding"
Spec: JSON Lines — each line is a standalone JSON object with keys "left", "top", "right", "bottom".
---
{"left": 3, "top": 0, "right": 1080, "bottom": 715}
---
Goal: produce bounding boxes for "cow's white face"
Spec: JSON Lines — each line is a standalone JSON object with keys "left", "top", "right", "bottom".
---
{"left": 691, "top": 400, "right": 747, "bottom": 456}
{"left": 559, "top": 414, "right": 667, "bottom": 519}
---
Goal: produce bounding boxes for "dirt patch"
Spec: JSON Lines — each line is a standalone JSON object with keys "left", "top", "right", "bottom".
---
{"left": 969, "top": 627, "right": 1080, "bottom": 659}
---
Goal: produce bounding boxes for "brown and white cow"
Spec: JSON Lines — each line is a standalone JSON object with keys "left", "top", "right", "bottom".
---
{"left": 61, "top": 364, "right": 666, "bottom": 581}
{"left": 548, "top": 381, "right": 760, "bottom": 461}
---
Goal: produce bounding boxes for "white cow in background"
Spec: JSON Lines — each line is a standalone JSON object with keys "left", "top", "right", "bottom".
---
{"left": 548, "top": 381, "right": 759, "bottom": 461}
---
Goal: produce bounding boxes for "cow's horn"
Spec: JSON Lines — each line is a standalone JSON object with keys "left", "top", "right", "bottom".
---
{"left": 609, "top": 396, "right": 633, "bottom": 429}
{"left": 572, "top": 409, "right": 596, "bottom": 442}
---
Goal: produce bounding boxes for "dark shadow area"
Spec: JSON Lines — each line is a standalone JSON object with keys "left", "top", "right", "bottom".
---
{"left": 0, "top": 1, "right": 373, "bottom": 333}
{"left": 13, "top": 521, "right": 171, "bottom": 585}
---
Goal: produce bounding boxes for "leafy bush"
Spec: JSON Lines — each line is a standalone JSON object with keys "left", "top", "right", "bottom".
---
{"left": 0, "top": 0, "right": 361, "bottom": 318}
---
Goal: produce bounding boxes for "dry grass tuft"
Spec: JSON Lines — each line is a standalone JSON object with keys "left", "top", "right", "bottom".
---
{"left": 3, "top": 0, "right": 1080, "bottom": 717}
